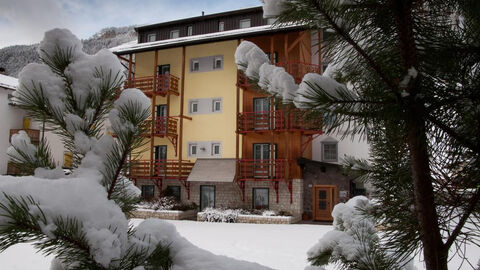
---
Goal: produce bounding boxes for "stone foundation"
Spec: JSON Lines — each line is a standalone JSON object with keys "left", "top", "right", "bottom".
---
{"left": 132, "top": 209, "right": 197, "bottom": 220}
{"left": 197, "top": 213, "right": 301, "bottom": 224}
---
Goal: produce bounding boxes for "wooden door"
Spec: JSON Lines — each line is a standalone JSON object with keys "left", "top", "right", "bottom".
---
{"left": 313, "top": 185, "right": 337, "bottom": 221}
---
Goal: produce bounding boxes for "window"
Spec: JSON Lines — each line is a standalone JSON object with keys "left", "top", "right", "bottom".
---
{"left": 239, "top": 19, "right": 251, "bottom": 29}
{"left": 189, "top": 143, "right": 198, "bottom": 156}
{"left": 200, "top": 185, "right": 215, "bottom": 211}
{"left": 191, "top": 60, "right": 200, "bottom": 72}
{"left": 187, "top": 25, "right": 193, "bottom": 36}
{"left": 212, "top": 99, "right": 221, "bottom": 112}
{"left": 266, "top": 52, "right": 278, "bottom": 64}
{"left": 267, "top": 18, "right": 277, "bottom": 25}
{"left": 165, "top": 186, "right": 181, "bottom": 200}
{"left": 219, "top": 21, "right": 225, "bottom": 31}
{"left": 211, "top": 143, "right": 221, "bottom": 156}
{"left": 213, "top": 57, "right": 223, "bottom": 69}
{"left": 147, "top": 33, "right": 156, "bottom": 42}
{"left": 170, "top": 29, "right": 180, "bottom": 39}
{"left": 190, "top": 101, "right": 198, "bottom": 113}
{"left": 141, "top": 185, "right": 155, "bottom": 200}
{"left": 253, "top": 188, "right": 269, "bottom": 209}
{"left": 322, "top": 142, "right": 338, "bottom": 162}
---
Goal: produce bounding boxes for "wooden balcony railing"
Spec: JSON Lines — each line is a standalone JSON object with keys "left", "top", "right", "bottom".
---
{"left": 237, "top": 110, "right": 321, "bottom": 133}
{"left": 237, "top": 159, "right": 287, "bottom": 181}
{"left": 276, "top": 61, "right": 321, "bottom": 83}
{"left": 9, "top": 129, "right": 40, "bottom": 144}
{"left": 128, "top": 159, "right": 194, "bottom": 179}
{"left": 125, "top": 74, "right": 179, "bottom": 96}
{"left": 237, "top": 61, "right": 321, "bottom": 89}
{"left": 141, "top": 117, "right": 178, "bottom": 137}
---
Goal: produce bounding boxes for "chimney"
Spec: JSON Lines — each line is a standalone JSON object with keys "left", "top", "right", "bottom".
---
{"left": 202, "top": 11, "right": 205, "bottom": 16}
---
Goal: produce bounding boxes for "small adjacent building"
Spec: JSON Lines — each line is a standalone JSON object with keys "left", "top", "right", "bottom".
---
{"left": 0, "top": 72, "right": 67, "bottom": 174}
{"left": 112, "top": 6, "right": 369, "bottom": 221}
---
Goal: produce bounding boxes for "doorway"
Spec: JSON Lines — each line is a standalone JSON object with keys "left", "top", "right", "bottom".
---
{"left": 253, "top": 143, "right": 277, "bottom": 178}
{"left": 313, "top": 185, "right": 337, "bottom": 221}
{"left": 253, "top": 98, "right": 270, "bottom": 130}
{"left": 200, "top": 185, "right": 215, "bottom": 211}
{"left": 155, "top": 105, "right": 167, "bottom": 134}
{"left": 153, "top": 145, "right": 167, "bottom": 176}
{"left": 157, "top": 64, "right": 170, "bottom": 91}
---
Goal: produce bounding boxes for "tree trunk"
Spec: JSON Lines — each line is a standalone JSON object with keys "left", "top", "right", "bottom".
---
{"left": 405, "top": 103, "right": 448, "bottom": 270}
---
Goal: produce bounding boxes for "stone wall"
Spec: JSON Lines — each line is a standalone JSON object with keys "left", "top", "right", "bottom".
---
{"left": 301, "top": 160, "right": 352, "bottom": 218}
{"left": 197, "top": 213, "right": 301, "bottom": 224}
{"left": 131, "top": 209, "right": 197, "bottom": 220}
{"left": 135, "top": 179, "right": 304, "bottom": 218}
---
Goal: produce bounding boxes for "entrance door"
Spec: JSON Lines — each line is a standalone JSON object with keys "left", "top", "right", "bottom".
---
{"left": 253, "top": 98, "right": 270, "bottom": 130}
{"left": 155, "top": 105, "right": 168, "bottom": 134}
{"left": 200, "top": 185, "right": 215, "bottom": 211}
{"left": 253, "top": 143, "right": 276, "bottom": 178}
{"left": 153, "top": 145, "right": 167, "bottom": 176}
{"left": 313, "top": 185, "right": 337, "bottom": 221}
{"left": 157, "top": 64, "right": 170, "bottom": 91}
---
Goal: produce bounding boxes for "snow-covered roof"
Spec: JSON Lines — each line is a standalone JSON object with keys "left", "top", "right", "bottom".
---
{"left": 111, "top": 24, "right": 304, "bottom": 55}
{"left": 0, "top": 74, "right": 18, "bottom": 90}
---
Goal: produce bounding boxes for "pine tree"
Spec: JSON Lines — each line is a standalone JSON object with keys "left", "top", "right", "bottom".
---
{"left": 238, "top": 0, "right": 480, "bottom": 269}
{"left": 0, "top": 28, "right": 172, "bottom": 269}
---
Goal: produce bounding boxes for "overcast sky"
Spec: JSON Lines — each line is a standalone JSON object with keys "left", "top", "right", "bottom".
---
{"left": 0, "top": 0, "right": 261, "bottom": 49}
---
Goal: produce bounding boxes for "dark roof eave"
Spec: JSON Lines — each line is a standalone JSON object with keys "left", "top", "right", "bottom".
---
{"left": 135, "top": 6, "right": 263, "bottom": 31}
{"left": 113, "top": 26, "right": 306, "bottom": 55}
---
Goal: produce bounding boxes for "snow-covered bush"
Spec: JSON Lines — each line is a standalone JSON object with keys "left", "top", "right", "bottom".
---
{"left": 199, "top": 208, "right": 241, "bottom": 223}
{"left": 307, "top": 196, "right": 415, "bottom": 270}
{"left": 138, "top": 196, "right": 197, "bottom": 212}
{"left": 0, "top": 29, "right": 272, "bottom": 270}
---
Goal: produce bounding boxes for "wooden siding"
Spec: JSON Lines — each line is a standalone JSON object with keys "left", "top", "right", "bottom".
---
{"left": 139, "top": 9, "right": 267, "bottom": 43}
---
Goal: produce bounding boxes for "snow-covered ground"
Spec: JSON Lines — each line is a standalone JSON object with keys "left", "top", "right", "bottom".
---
{"left": 0, "top": 219, "right": 478, "bottom": 269}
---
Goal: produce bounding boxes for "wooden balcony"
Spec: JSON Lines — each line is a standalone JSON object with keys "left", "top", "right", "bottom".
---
{"left": 276, "top": 61, "right": 321, "bottom": 83}
{"left": 237, "top": 61, "right": 321, "bottom": 90}
{"left": 142, "top": 117, "right": 178, "bottom": 138}
{"left": 237, "top": 110, "right": 321, "bottom": 134}
{"left": 236, "top": 159, "right": 287, "bottom": 181}
{"left": 236, "top": 159, "right": 290, "bottom": 203}
{"left": 10, "top": 129, "right": 40, "bottom": 145}
{"left": 128, "top": 159, "right": 194, "bottom": 180}
{"left": 125, "top": 74, "right": 179, "bottom": 97}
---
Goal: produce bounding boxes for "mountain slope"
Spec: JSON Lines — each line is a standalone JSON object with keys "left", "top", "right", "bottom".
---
{"left": 0, "top": 26, "right": 137, "bottom": 77}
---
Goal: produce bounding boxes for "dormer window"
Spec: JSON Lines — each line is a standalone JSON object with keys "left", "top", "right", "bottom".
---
{"left": 187, "top": 26, "right": 193, "bottom": 36}
{"left": 219, "top": 21, "right": 225, "bottom": 31}
{"left": 170, "top": 29, "right": 180, "bottom": 39}
{"left": 239, "top": 19, "right": 251, "bottom": 29}
{"left": 147, "top": 33, "right": 156, "bottom": 42}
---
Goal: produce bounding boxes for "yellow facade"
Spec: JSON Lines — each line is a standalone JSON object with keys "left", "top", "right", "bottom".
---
{"left": 133, "top": 40, "right": 241, "bottom": 161}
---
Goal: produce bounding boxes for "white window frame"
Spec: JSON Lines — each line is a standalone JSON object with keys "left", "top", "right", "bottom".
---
{"left": 219, "top": 21, "right": 225, "bottom": 31}
{"left": 187, "top": 25, "right": 193, "bottom": 36}
{"left": 239, "top": 19, "right": 251, "bottom": 29}
{"left": 322, "top": 142, "right": 338, "bottom": 162}
{"left": 170, "top": 29, "right": 180, "bottom": 39}
{"left": 147, "top": 33, "right": 156, "bottom": 42}
{"left": 213, "top": 57, "right": 223, "bottom": 69}
{"left": 191, "top": 60, "right": 200, "bottom": 72}
{"left": 211, "top": 143, "right": 221, "bottom": 156}
{"left": 212, "top": 99, "right": 222, "bottom": 112}
{"left": 190, "top": 101, "right": 198, "bottom": 113}
{"left": 189, "top": 143, "right": 198, "bottom": 157}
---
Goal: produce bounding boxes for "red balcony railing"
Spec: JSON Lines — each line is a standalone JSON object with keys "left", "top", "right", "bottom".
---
{"left": 142, "top": 116, "right": 178, "bottom": 137}
{"left": 237, "top": 110, "right": 321, "bottom": 133}
{"left": 237, "top": 61, "right": 321, "bottom": 89}
{"left": 276, "top": 61, "right": 321, "bottom": 83}
{"left": 128, "top": 159, "right": 194, "bottom": 179}
{"left": 237, "top": 159, "right": 287, "bottom": 181}
{"left": 10, "top": 129, "right": 40, "bottom": 144}
{"left": 288, "top": 109, "right": 322, "bottom": 131}
{"left": 125, "top": 74, "right": 179, "bottom": 96}
{"left": 237, "top": 110, "right": 287, "bottom": 133}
